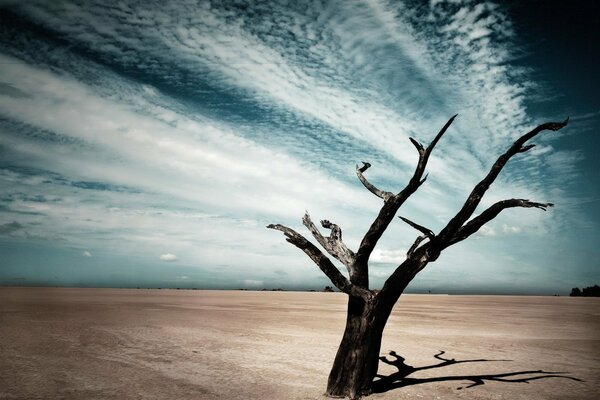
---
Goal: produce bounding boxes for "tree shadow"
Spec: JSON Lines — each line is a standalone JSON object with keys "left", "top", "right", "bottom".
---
{"left": 372, "top": 350, "right": 582, "bottom": 393}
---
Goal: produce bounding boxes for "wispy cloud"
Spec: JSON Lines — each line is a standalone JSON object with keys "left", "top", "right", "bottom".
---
{"left": 0, "top": 221, "right": 24, "bottom": 235}
{"left": 0, "top": 0, "right": 591, "bottom": 292}
{"left": 571, "top": 110, "right": 600, "bottom": 121}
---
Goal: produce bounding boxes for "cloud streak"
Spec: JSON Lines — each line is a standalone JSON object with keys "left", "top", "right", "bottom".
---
{"left": 0, "top": 0, "right": 591, "bottom": 293}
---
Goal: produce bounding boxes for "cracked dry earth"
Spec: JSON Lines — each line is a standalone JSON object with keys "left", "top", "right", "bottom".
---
{"left": 0, "top": 288, "right": 598, "bottom": 399}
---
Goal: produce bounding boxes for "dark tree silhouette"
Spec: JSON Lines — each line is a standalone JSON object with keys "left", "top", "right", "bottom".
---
{"left": 581, "top": 285, "right": 600, "bottom": 296}
{"left": 570, "top": 285, "right": 600, "bottom": 297}
{"left": 267, "top": 115, "right": 569, "bottom": 399}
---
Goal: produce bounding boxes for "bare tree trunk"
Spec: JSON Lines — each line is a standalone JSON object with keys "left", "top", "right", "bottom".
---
{"left": 326, "top": 296, "right": 387, "bottom": 399}
{"left": 267, "top": 116, "right": 569, "bottom": 399}
{"left": 326, "top": 259, "right": 423, "bottom": 399}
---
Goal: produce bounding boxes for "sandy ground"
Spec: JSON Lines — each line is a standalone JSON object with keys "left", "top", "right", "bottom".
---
{"left": 0, "top": 288, "right": 598, "bottom": 399}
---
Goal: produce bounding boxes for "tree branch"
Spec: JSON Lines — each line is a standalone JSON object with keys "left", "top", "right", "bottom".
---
{"left": 447, "top": 199, "right": 554, "bottom": 246}
{"left": 399, "top": 216, "right": 435, "bottom": 258}
{"left": 398, "top": 216, "right": 435, "bottom": 238}
{"left": 436, "top": 118, "right": 568, "bottom": 246}
{"left": 409, "top": 137, "right": 424, "bottom": 155}
{"left": 407, "top": 235, "right": 427, "bottom": 257}
{"left": 406, "top": 114, "right": 458, "bottom": 189}
{"left": 356, "top": 115, "right": 457, "bottom": 265}
{"left": 356, "top": 162, "right": 393, "bottom": 201}
{"left": 320, "top": 219, "right": 342, "bottom": 240}
{"left": 301, "top": 212, "right": 355, "bottom": 268}
{"left": 267, "top": 224, "right": 371, "bottom": 301}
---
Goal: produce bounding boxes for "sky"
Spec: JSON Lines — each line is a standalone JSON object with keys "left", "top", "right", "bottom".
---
{"left": 0, "top": 0, "right": 598, "bottom": 294}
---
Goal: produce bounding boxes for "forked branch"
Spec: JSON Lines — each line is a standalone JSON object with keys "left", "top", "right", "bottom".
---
{"left": 302, "top": 212, "right": 355, "bottom": 268}
{"left": 436, "top": 118, "right": 568, "bottom": 246}
{"left": 407, "top": 235, "right": 427, "bottom": 257}
{"left": 448, "top": 199, "right": 554, "bottom": 246}
{"left": 356, "top": 115, "right": 458, "bottom": 265}
{"left": 266, "top": 223, "right": 371, "bottom": 301}
{"left": 380, "top": 117, "right": 568, "bottom": 302}
{"left": 405, "top": 114, "right": 457, "bottom": 190}
{"left": 400, "top": 216, "right": 435, "bottom": 257}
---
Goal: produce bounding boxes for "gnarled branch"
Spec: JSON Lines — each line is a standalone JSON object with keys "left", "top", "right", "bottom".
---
{"left": 447, "top": 199, "right": 554, "bottom": 246}
{"left": 301, "top": 212, "right": 355, "bottom": 268}
{"left": 356, "top": 162, "right": 394, "bottom": 201}
{"left": 356, "top": 115, "right": 457, "bottom": 266}
{"left": 407, "top": 235, "right": 427, "bottom": 257}
{"left": 436, "top": 118, "right": 568, "bottom": 246}
{"left": 320, "top": 219, "right": 342, "bottom": 240}
{"left": 267, "top": 223, "right": 371, "bottom": 301}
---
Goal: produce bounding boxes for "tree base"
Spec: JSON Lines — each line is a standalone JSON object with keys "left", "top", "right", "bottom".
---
{"left": 325, "top": 297, "right": 386, "bottom": 399}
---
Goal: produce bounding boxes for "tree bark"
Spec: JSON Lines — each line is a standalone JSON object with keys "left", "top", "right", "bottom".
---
{"left": 326, "top": 296, "right": 387, "bottom": 399}
{"left": 326, "top": 258, "right": 426, "bottom": 399}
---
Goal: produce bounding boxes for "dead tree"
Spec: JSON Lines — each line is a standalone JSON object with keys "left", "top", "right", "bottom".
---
{"left": 267, "top": 115, "right": 568, "bottom": 399}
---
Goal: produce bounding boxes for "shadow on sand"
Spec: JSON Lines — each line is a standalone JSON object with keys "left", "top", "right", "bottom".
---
{"left": 372, "top": 350, "right": 582, "bottom": 394}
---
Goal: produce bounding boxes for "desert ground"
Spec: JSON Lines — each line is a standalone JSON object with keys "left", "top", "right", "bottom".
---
{"left": 0, "top": 287, "right": 597, "bottom": 399}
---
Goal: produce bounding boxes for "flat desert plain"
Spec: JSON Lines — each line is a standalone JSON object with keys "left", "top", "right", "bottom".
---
{"left": 0, "top": 288, "right": 598, "bottom": 399}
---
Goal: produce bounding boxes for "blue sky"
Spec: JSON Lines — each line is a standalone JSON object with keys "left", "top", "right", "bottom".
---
{"left": 0, "top": 0, "right": 598, "bottom": 294}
